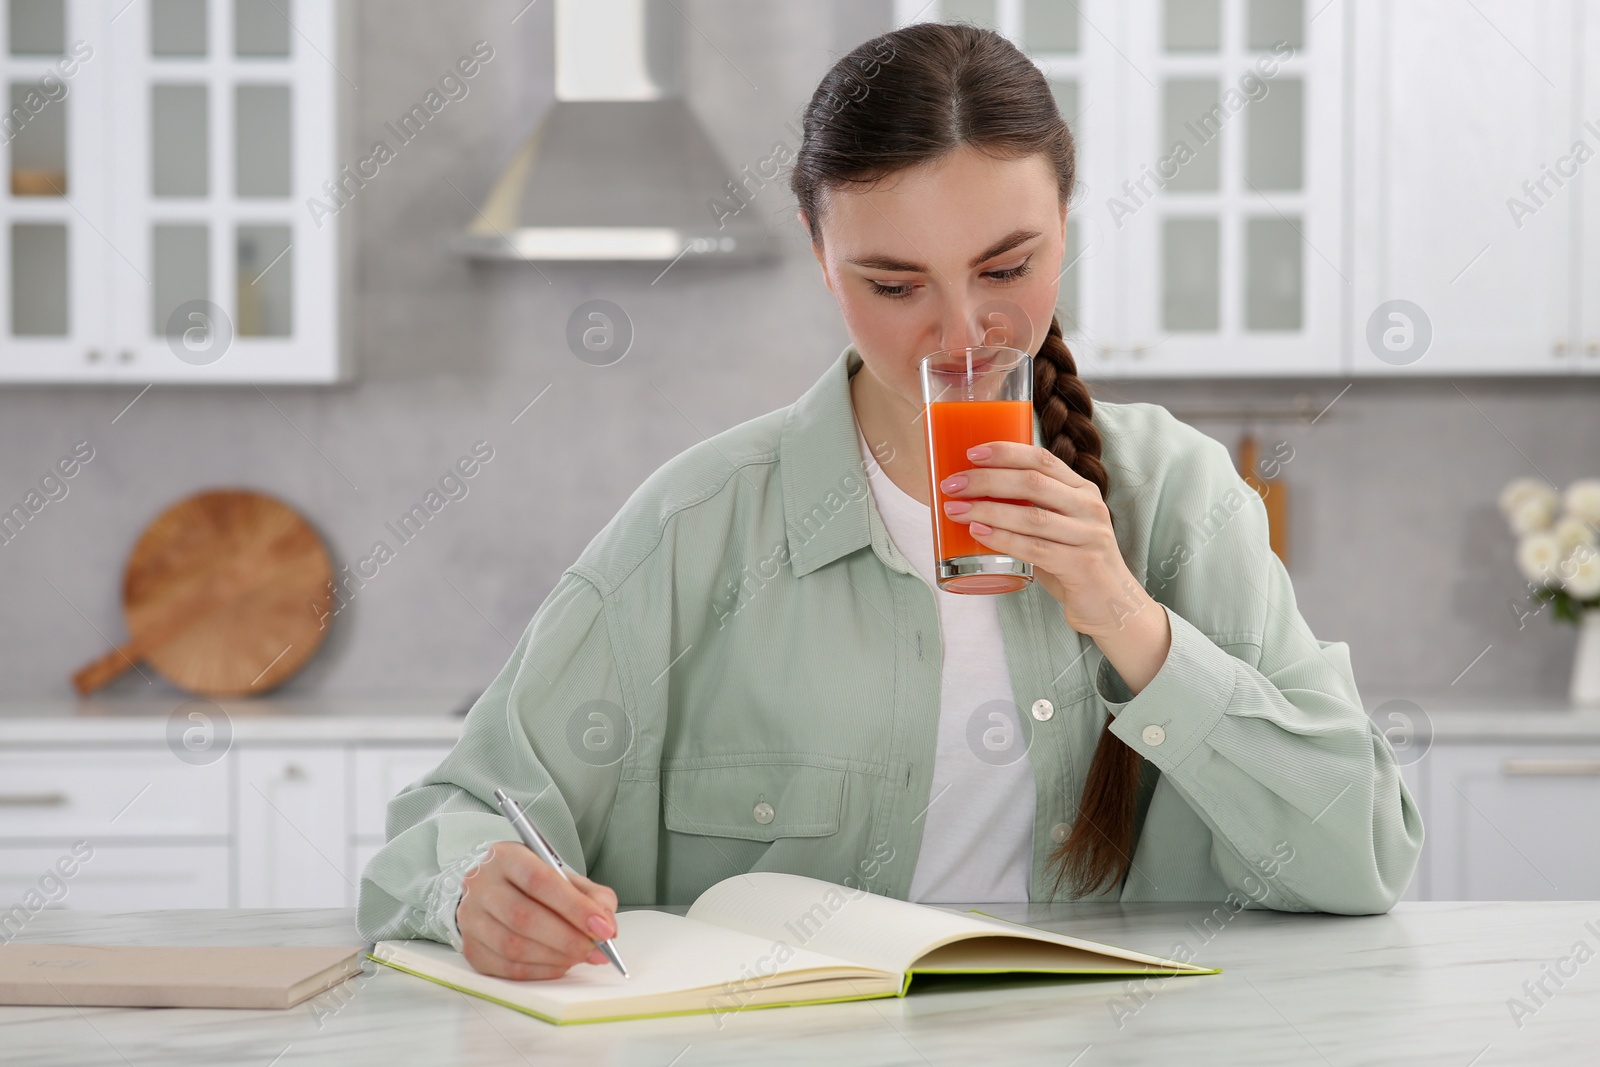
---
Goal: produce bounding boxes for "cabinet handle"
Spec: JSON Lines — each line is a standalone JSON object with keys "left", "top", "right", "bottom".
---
{"left": 1586, "top": 341, "right": 1598, "bottom": 358}
{"left": 85, "top": 349, "right": 101, "bottom": 363}
{"left": 1502, "top": 759, "right": 1600, "bottom": 776}
{"left": 0, "top": 792, "right": 69, "bottom": 807}
{"left": 282, "top": 763, "right": 306, "bottom": 781}
{"left": 118, "top": 349, "right": 134, "bottom": 363}
{"left": 1553, "top": 340, "right": 1568, "bottom": 357}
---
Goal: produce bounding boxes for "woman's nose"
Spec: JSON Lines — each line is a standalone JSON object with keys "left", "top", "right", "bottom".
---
{"left": 936, "top": 303, "right": 988, "bottom": 351}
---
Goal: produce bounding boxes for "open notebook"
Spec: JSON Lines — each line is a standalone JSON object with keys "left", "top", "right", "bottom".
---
{"left": 371, "top": 872, "right": 1219, "bottom": 1024}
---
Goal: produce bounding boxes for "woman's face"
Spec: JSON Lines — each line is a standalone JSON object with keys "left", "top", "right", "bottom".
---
{"left": 804, "top": 145, "right": 1068, "bottom": 408}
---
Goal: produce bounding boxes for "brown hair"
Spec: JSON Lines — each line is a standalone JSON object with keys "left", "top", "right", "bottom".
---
{"left": 790, "top": 21, "right": 1140, "bottom": 900}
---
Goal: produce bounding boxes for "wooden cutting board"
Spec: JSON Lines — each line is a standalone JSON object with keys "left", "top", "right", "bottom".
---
{"left": 71, "top": 489, "right": 334, "bottom": 698}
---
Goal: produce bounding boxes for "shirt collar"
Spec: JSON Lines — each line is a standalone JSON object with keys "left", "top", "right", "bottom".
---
{"left": 780, "top": 344, "right": 1044, "bottom": 578}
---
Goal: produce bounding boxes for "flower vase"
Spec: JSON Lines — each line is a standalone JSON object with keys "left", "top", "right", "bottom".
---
{"left": 1573, "top": 610, "right": 1600, "bottom": 706}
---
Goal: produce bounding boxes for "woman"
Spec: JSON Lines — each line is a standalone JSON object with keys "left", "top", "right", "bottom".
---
{"left": 357, "top": 23, "right": 1423, "bottom": 981}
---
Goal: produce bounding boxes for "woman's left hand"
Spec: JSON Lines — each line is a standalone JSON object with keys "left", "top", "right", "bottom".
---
{"left": 939, "top": 440, "right": 1172, "bottom": 688}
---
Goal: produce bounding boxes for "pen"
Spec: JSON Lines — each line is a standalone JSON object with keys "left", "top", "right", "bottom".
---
{"left": 492, "top": 788, "right": 629, "bottom": 979}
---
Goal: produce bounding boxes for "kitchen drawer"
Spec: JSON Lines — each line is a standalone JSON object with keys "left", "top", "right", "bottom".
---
{"left": 353, "top": 745, "right": 455, "bottom": 838}
{"left": 0, "top": 751, "right": 229, "bottom": 841}
{"left": 0, "top": 843, "right": 230, "bottom": 911}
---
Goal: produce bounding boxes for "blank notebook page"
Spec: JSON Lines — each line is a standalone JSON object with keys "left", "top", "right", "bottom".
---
{"left": 380, "top": 910, "right": 878, "bottom": 1009}
{"left": 687, "top": 872, "right": 1191, "bottom": 974}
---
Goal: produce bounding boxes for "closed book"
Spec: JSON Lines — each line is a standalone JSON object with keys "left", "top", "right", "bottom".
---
{"left": 0, "top": 944, "right": 363, "bottom": 1009}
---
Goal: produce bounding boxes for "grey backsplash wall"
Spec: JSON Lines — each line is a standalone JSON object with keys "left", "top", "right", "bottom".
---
{"left": 2, "top": 1, "right": 1596, "bottom": 705}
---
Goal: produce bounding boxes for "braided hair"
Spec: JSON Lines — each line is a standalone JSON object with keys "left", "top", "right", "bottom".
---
{"left": 790, "top": 21, "right": 1137, "bottom": 899}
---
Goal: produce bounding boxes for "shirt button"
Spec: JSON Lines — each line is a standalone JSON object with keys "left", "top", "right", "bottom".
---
{"left": 753, "top": 801, "right": 775, "bottom": 824}
{"left": 1142, "top": 724, "right": 1166, "bottom": 746}
{"left": 1050, "top": 822, "right": 1069, "bottom": 844}
{"left": 1031, "top": 699, "right": 1054, "bottom": 722}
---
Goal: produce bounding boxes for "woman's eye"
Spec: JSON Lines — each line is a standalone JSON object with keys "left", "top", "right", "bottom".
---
{"left": 868, "top": 280, "right": 915, "bottom": 300}
{"left": 984, "top": 258, "right": 1034, "bottom": 283}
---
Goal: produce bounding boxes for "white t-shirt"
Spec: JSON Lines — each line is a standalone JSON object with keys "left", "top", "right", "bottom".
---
{"left": 855, "top": 421, "right": 1035, "bottom": 903}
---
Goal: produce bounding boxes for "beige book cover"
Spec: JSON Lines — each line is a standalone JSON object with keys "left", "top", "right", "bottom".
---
{"left": 0, "top": 944, "right": 364, "bottom": 1009}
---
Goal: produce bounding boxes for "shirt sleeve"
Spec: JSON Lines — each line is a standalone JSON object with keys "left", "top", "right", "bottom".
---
{"left": 1094, "top": 431, "right": 1425, "bottom": 915}
{"left": 354, "top": 569, "right": 630, "bottom": 946}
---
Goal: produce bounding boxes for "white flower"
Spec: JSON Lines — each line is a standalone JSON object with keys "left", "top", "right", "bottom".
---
{"left": 1552, "top": 515, "right": 1599, "bottom": 555}
{"left": 1564, "top": 479, "right": 1600, "bottom": 525}
{"left": 1559, "top": 544, "right": 1600, "bottom": 601}
{"left": 1508, "top": 491, "right": 1559, "bottom": 535}
{"left": 1516, "top": 531, "right": 1563, "bottom": 584}
{"left": 1499, "top": 477, "right": 1556, "bottom": 517}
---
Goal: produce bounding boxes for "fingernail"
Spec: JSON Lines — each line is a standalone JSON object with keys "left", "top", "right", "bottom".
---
{"left": 967, "top": 445, "right": 991, "bottom": 460}
{"left": 587, "top": 915, "right": 615, "bottom": 938}
{"left": 943, "top": 500, "right": 971, "bottom": 515}
{"left": 940, "top": 474, "right": 966, "bottom": 492}
{"left": 971, "top": 521, "right": 993, "bottom": 535}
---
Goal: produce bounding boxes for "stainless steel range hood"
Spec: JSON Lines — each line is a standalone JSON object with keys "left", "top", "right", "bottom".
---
{"left": 456, "top": 0, "right": 774, "bottom": 263}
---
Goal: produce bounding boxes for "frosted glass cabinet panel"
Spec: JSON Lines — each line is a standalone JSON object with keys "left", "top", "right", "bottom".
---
{"left": 0, "top": 0, "right": 109, "bottom": 380}
{"left": 1109, "top": 0, "right": 1339, "bottom": 375}
{"left": 0, "top": 0, "right": 349, "bottom": 384}
{"left": 891, "top": 0, "right": 1106, "bottom": 354}
{"left": 892, "top": 0, "right": 1341, "bottom": 376}
{"left": 108, "top": 0, "right": 343, "bottom": 383}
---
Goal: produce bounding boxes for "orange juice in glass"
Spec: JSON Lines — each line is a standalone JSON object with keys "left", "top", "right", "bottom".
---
{"left": 918, "top": 345, "right": 1034, "bottom": 594}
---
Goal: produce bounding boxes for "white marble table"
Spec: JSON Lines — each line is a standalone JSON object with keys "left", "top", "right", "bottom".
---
{"left": 3, "top": 901, "right": 1597, "bottom": 1066}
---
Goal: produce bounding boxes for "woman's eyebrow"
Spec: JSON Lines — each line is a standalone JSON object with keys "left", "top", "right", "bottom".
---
{"left": 845, "top": 228, "right": 1043, "bottom": 273}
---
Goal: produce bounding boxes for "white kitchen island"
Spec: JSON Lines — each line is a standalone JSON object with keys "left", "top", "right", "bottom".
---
{"left": 1, "top": 899, "right": 1596, "bottom": 1066}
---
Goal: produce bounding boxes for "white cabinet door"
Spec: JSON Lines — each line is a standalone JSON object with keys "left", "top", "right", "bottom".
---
{"left": 350, "top": 744, "right": 455, "bottom": 905}
{"left": 352, "top": 744, "right": 455, "bottom": 839}
{"left": 1580, "top": 0, "right": 1600, "bottom": 371}
{"left": 1426, "top": 742, "right": 1600, "bottom": 900}
{"left": 106, "top": 0, "right": 344, "bottom": 384}
{"left": 1349, "top": 0, "right": 1580, "bottom": 375}
{"left": 898, "top": 0, "right": 1344, "bottom": 377}
{"left": 237, "top": 747, "right": 350, "bottom": 908}
{"left": 1105, "top": 0, "right": 1344, "bottom": 376}
{"left": 0, "top": 0, "right": 111, "bottom": 381}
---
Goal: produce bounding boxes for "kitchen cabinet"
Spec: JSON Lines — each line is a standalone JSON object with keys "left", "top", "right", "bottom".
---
{"left": 900, "top": 0, "right": 1600, "bottom": 377}
{"left": 1347, "top": 0, "right": 1595, "bottom": 375}
{"left": 237, "top": 747, "right": 349, "bottom": 908}
{"left": 1583, "top": 0, "right": 1600, "bottom": 364}
{"left": 901, "top": 0, "right": 1346, "bottom": 376}
{"left": 1422, "top": 741, "right": 1600, "bottom": 901}
{"left": 0, "top": 706, "right": 457, "bottom": 909}
{"left": 0, "top": 0, "right": 352, "bottom": 384}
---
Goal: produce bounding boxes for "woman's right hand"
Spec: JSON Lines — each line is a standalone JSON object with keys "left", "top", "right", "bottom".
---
{"left": 455, "top": 840, "right": 620, "bottom": 980}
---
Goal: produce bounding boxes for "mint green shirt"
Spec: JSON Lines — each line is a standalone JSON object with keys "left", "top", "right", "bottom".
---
{"left": 356, "top": 345, "right": 1424, "bottom": 948}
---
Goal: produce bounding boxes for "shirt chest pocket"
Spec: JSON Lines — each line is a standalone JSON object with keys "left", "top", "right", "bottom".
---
{"left": 659, "top": 758, "right": 846, "bottom": 842}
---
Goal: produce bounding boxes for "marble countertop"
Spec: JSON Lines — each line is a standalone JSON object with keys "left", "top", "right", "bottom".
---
{"left": 2, "top": 693, "right": 1600, "bottom": 745}
{"left": 0, "top": 695, "right": 471, "bottom": 745}
{"left": 3, "top": 901, "right": 1596, "bottom": 1066}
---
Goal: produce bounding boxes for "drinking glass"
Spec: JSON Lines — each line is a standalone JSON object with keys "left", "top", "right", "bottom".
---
{"left": 918, "top": 345, "right": 1035, "bottom": 594}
